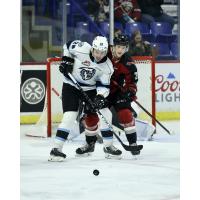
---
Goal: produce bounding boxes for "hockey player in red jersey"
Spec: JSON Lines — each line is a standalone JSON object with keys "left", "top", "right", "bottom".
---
{"left": 101, "top": 34, "right": 142, "bottom": 155}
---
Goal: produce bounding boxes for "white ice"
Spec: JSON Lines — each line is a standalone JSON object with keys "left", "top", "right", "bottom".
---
{"left": 21, "top": 121, "right": 180, "bottom": 200}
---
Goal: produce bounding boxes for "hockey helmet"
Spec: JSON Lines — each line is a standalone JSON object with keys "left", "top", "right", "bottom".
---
{"left": 92, "top": 36, "right": 108, "bottom": 52}
{"left": 113, "top": 34, "right": 129, "bottom": 47}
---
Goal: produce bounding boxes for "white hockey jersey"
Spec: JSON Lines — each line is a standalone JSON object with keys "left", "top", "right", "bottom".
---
{"left": 62, "top": 40, "right": 114, "bottom": 98}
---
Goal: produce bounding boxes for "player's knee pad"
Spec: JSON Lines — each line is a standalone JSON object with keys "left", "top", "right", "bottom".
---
{"left": 84, "top": 113, "right": 99, "bottom": 135}
{"left": 117, "top": 108, "right": 135, "bottom": 128}
{"left": 58, "top": 111, "right": 78, "bottom": 132}
{"left": 84, "top": 113, "right": 99, "bottom": 128}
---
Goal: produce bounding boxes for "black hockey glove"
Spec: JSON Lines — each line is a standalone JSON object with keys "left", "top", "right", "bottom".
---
{"left": 126, "top": 89, "right": 136, "bottom": 99}
{"left": 59, "top": 56, "right": 75, "bottom": 77}
{"left": 93, "top": 95, "right": 106, "bottom": 110}
{"left": 119, "top": 90, "right": 134, "bottom": 101}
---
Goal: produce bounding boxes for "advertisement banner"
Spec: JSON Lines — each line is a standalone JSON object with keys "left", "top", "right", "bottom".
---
{"left": 20, "top": 67, "right": 46, "bottom": 113}
{"left": 155, "top": 63, "right": 180, "bottom": 113}
{"left": 20, "top": 62, "right": 180, "bottom": 123}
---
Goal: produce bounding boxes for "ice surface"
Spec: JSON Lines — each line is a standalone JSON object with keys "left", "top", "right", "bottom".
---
{"left": 21, "top": 121, "right": 180, "bottom": 200}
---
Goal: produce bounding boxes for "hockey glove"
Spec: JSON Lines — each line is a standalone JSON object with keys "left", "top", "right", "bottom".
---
{"left": 119, "top": 88, "right": 137, "bottom": 103}
{"left": 93, "top": 95, "right": 106, "bottom": 110}
{"left": 59, "top": 56, "right": 75, "bottom": 77}
{"left": 123, "top": 84, "right": 137, "bottom": 100}
{"left": 126, "top": 88, "right": 136, "bottom": 98}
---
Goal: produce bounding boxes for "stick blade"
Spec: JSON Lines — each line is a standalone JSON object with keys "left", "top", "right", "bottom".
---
{"left": 169, "top": 130, "right": 176, "bottom": 135}
{"left": 123, "top": 144, "right": 143, "bottom": 152}
{"left": 25, "top": 133, "right": 46, "bottom": 138}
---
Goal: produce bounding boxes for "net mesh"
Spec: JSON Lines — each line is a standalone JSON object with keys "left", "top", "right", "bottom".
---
{"left": 133, "top": 58, "right": 155, "bottom": 121}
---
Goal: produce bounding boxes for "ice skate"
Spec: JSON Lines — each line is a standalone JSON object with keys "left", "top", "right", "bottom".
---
{"left": 130, "top": 143, "right": 141, "bottom": 156}
{"left": 76, "top": 143, "right": 95, "bottom": 157}
{"left": 103, "top": 145, "right": 122, "bottom": 159}
{"left": 48, "top": 148, "right": 66, "bottom": 162}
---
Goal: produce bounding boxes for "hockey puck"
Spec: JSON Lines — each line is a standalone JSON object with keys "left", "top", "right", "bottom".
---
{"left": 93, "top": 169, "right": 99, "bottom": 176}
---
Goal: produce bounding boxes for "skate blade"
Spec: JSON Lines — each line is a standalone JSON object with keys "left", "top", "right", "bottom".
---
{"left": 75, "top": 152, "right": 92, "bottom": 157}
{"left": 105, "top": 153, "right": 122, "bottom": 160}
{"left": 131, "top": 155, "right": 138, "bottom": 160}
{"left": 131, "top": 153, "right": 141, "bottom": 160}
{"left": 48, "top": 155, "right": 65, "bottom": 162}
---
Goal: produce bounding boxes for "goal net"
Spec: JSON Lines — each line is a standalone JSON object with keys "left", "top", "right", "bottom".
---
{"left": 26, "top": 56, "right": 155, "bottom": 138}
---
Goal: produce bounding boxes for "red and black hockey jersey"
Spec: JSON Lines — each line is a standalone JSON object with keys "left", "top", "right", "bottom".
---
{"left": 107, "top": 47, "right": 138, "bottom": 98}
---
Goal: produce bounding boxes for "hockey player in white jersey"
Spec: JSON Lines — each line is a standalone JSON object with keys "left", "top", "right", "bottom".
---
{"left": 49, "top": 36, "right": 122, "bottom": 162}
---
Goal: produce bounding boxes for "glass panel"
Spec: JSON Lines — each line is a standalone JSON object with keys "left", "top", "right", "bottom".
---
{"left": 22, "top": 0, "right": 64, "bottom": 62}
{"left": 21, "top": 0, "right": 110, "bottom": 62}
{"left": 66, "top": 0, "right": 109, "bottom": 45}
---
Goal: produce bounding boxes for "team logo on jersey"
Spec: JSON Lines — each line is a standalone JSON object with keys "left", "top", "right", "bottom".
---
{"left": 82, "top": 60, "right": 91, "bottom": 66}
{"left": 21, "top": 78, "right": 45, "bottom": 105}
{"left": 79, "top": 67, "right": 96, "bottom": 80}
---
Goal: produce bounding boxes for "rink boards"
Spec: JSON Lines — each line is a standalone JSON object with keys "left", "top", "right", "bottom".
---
{"left": 20, "top": 61, "right": 180, "bottom": 124}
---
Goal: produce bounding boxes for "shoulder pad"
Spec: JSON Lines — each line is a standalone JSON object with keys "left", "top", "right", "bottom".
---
{"left": 68, "top": 40, "right": 91, "bottom": 55}
{"left": 123, "top": 54, "right": 137, "bottom": 73}
{"left": 120, "top": 52, "right": 132, "bottom": 64}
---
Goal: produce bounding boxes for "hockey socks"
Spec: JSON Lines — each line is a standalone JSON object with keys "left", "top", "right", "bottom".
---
{"left": 76, "top": 135, "right": 97, "bottom": 155}
{"left": 54, "top": 129, "right": 69, "bottom": 151}
{"left": 125, "top": 131, "right": 137, "bottom": 144}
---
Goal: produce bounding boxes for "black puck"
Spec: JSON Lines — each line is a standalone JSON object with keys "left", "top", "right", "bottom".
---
{"left": 93, "top": 169, "right": 99, "bottom": 176}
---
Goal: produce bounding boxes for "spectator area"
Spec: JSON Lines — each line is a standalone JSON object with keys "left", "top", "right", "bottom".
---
{"left": 22, "top": 0, "right": 179, "bottom": 61}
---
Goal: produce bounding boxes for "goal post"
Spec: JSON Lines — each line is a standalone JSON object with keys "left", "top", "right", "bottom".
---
{"left": 132, "top": 56, "right": 156, "bottom": 127}
{"left": 46, "top": 57, "right": 62, "bottom": 137}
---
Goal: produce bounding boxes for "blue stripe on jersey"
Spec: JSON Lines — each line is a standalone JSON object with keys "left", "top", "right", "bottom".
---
{"left": 96, "top": 81, "right": 110, "bottom": 88}
{"left": 77, "top": 80, "right": 95, "bottom": 87}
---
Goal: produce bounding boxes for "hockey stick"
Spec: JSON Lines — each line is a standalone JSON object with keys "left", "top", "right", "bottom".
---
{"left": 67, "top": 73, "right": 143, "bottom": 152}
{"left": 52, "top": 87, "right": 62, "bottom": 100}
{"left": 133, "top": 100, "right": 174, "bottom": 135}
{"left": 111, "top": 80, "right": 174, "bottom": 135}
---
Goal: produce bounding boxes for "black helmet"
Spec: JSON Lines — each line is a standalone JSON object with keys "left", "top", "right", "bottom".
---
{"left": 113, "top": 34, "right": 129, "bottom": 46}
